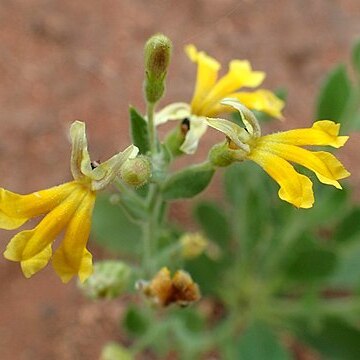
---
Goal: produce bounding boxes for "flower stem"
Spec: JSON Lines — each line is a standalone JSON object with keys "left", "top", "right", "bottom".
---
{"left": 142, "top": 101, "right": 163, "bottom": 277}
{"left": 147, "top": 102, "right": 156, "bottom": 154}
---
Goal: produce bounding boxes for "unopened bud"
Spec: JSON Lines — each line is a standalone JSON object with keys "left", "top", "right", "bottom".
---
{"left": 78, "top": 261, "right": 131, "bottom": 300}
{"left": 120, "top": 156, "right": 151, "bottom": 188}
{"left": 209, "top": 141, "right": 247, "bottom": 167}
{"left": 100, "top": 342, "right": 133, "bottom": 360}
{"left": 180, "top": 232, "right": 208, "bottom": 259}
{"left": 144, "top": 34, "right": 172, "bottom": 103}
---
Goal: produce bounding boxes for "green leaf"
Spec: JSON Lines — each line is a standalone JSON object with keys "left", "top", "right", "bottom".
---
{"left": 328, "top": 240, "right": 360, "bottom": 289}
{"left": 129, "top": 106, "right": 149, "bottom": 154}
{"left": 123, "top": 305, "right": 149, "bottom": 336}
{"left": 162, "top": 163, "right": 215, "bottom": 200}
{"left": 285, "top": 249, "right": 337, "bottom": 282}
{"left": 334, "top": 207, "right": 360, "bottom": 243}
{"left": 352, "top": 38, "right": 360, "bottom": 74}
{"left": 175, "top": 308, "right": 205, "bottom": 333}
{"left": 237, "top": 322, "right": 292, "bottom": 360}
{"left": 194, "top": 202, "right": 231, "bottom": 245}
{"left": 92, "top": 195, "right": 142, "bottom": 256}
{"left": 295, "top": 317, "right": 360, "bottom": 360}
{"left": 316, "top": 64, "right": 352, "bottom": 122}
{"left": 185, "top": 254, "right": 226, "bottom": 296}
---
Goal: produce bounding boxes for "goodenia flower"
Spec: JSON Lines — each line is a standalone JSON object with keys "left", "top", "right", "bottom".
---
{"left": 155, "top": 44, "right": 284, "bottom": 154}
{"left": 1, "top": 121, "right": 138, "bottom": 283}
{"left": 207, "top": 99, "right": 350, "bottom": 208}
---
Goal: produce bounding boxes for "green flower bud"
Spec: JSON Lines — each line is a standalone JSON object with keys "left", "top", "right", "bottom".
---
{"left": 209, "top": 140, "right": 247, "bottom": 167}
{"left": 78, "top": 261, "right": 131, "bottom": 300}
{"left": 120, "top": 156, "right": 151, "bottom": 188}
{"left": 100, "top": 342, "right": 133, "bottom": 360}
{"left": 144, "top": 33, "right": 172, "bottom": 104}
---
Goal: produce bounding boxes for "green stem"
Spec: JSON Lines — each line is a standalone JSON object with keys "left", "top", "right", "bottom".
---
{"left": 147, "top": 101, "right": 156, "bottom": 154}
{"left": 142, "top": 101, "right": 164, "bottom": 276}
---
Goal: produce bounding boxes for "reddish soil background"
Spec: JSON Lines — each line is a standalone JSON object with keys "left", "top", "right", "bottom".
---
{"left": 0, "top": 0, "right": 360, "bottom": 359}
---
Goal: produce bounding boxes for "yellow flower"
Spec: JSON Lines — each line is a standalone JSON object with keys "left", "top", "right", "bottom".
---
{"left": 207, "top": 99, "right": 350, "bottom": 208}
{"left": 1, "top": 121, "right": 138, "bottom": 283}
{"left": 155, "top": 45, "right": 284, "bottom": 154}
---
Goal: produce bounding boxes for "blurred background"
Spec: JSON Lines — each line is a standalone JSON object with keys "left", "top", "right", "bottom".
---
{"left": 0, "top": 0, "right": 360, "bottom": 359}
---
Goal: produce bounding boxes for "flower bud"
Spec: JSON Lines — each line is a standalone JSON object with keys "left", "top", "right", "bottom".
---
{"left": 209, "top": 141, "right": 247, "bottom": 167}
{"left": 100, "top": 342, "right": 133, "bottom": 360}
{"left": 120, "top": 156, "right": 151, "bottom": 188}
{"left": 180, "top": 232, "right": 208, "bottom": 259}
{"left": 78, "top": 261, "right": 131, "bottom": 300}
{"left": 144, "top": 33, "right": 172, "bottom": 104}
{"left": 208, "top": 142, "right": 235, "bottom": 167}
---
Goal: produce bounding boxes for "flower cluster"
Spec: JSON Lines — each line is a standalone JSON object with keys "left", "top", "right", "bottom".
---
{"left": 0, "top": 38, "right": 350, "bottom": 285}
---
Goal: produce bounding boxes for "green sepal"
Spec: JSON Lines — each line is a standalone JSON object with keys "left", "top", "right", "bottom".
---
{"left": 129, "top": 106, "right": 149, "bottom": 154}
{"left": 162, "top": 162, "right": 215, "bottom": 200}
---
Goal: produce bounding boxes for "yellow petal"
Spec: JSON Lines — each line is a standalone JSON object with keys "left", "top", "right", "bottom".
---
{"left": 4, "top": 188, "right": 85, "bottom": 262}
{"left": 0, "top": 182, "right": 77, "bottom": 230}
{"left": 21, "top": 245, "right": 52, "bottom": 279}
{"left": 215, "top": 90, "right": 285, "bottom": 119}
{"left": 248, "top": 148, "right": 314, "bottom": 208}
{"left": 185, "top": 45, "right": 221, "bottom": 115}
{"left": 52, "top": 191, "right": 96, "bottom": 283}
{"left": 262, "top": 120, "right": 348, "bottom": 148}
{"left": 200, "top": 60, "right": 265, "bottom": 116}
{"left": 257, "top": 141, "right": 350, "bottom": 189}
{"left": 312, "top": 151, "right": 351, "bottom": 187}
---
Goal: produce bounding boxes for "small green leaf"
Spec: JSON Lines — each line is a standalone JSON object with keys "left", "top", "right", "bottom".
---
{"left": 352, "top": 38, "right": 360, "bottom": 74}
{"left": 92, "top": 195, "right": 142, "bottom": 255}
{"left": 123, "top": 306, "right": 149, "bottom": 336}
{"left": 129, "top": 106, "right": 149, "bottom": 154}
{"left": 237, "top": 322, "right": 292, "bottom": 360}
{"left": 194, "top": 202, "right": 231, "bottom": 245}
{"left": 329, "top": 240, "right": 360, "bottom": 289}
{"left": 285, "top": 249, "right": 337, "bottom": 282}
{"left": 316, "top": 64, "right": 352, "bottom": 122}
{"left": 295, "top": 317, "right": 360, "bottom": 360}
{"left": 162, "top": 163, "right": 215, "bottom": 200}
{"left": 334, "top": 207, "right": 360, "bottom": 243}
